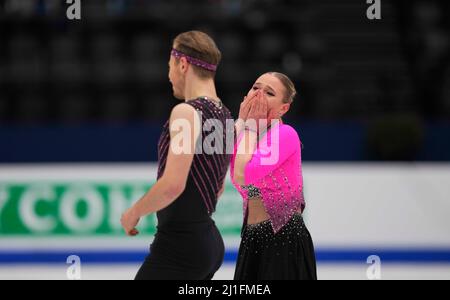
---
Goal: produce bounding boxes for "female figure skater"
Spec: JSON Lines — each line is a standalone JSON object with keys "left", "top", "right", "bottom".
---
{"left": 121, "top": 31, "right": 233, "bottom": 280}
{"left": 231, "top": 72, "right": 317, "bottom": 280}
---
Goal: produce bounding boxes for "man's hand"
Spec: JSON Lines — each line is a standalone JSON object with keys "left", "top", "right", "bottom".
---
{"left": 121, "top": 207, "right": 140, "bottom": 236}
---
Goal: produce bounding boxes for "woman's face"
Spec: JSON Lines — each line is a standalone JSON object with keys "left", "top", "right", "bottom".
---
{"left": 247, "top": 73, "right": 291, "bottom": 121}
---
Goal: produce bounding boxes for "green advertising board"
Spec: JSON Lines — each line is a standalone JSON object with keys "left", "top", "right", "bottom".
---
{"left": 0, "top": 182, "right": 243, "bottom": 236}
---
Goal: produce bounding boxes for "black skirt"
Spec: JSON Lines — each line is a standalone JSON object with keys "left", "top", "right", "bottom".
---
{"left": 234, "top": 213, "right": 317, "bottom": 280}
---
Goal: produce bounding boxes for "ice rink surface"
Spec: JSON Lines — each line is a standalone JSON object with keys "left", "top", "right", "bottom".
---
{"left": 1, "top": 263, "right": 450, "bottom": 280}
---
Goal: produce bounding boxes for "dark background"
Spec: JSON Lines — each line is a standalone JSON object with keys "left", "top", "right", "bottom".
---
{"left": 0, "top": 0, "right": 449, "bottom": 162}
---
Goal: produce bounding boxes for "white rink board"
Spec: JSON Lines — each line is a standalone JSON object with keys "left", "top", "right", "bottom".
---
{"left": 1, "top": 163, "right": 450, "bottom": 280}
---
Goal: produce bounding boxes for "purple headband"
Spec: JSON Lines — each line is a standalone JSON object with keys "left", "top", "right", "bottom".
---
{"left": 171, "top": 48, "right": 218, "bottom": 72}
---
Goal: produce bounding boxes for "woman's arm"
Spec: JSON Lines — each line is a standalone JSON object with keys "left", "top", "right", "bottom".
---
{"left": 235, "top": 118, "right": 246, "bottom": 138}
{"left": 234, "top": 91, "right": 267, "bottom": 186}
{"left": 244, "top": 125, "right": 299, "bottom": 185}
{"left": 121, "top": 103, "right": 200, "bottom": 235}
{"left": 233, "top": 129, "right": 258, "bottom": 186}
